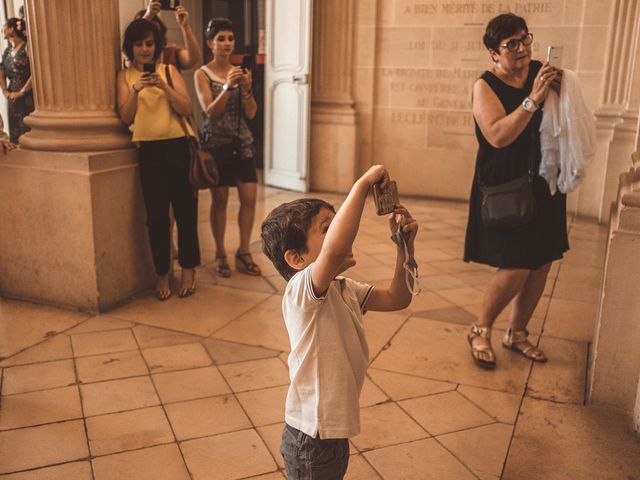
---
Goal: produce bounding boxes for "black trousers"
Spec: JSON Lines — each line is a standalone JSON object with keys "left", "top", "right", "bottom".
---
{"left": 138, "top": 137, "right": 200, "bottom": 275}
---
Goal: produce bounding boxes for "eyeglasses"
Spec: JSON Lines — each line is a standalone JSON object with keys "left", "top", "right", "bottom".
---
{"left": 499, "top": 33, "right": 533, "bottom": 52}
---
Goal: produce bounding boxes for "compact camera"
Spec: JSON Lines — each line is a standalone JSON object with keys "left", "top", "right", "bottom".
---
{"left": 372, "top": 180, "right": 399, "bottom": 216}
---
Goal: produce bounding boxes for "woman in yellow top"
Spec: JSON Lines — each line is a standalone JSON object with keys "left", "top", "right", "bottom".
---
{"left": 117, "top": 19, "right": 200, "bottom": 301}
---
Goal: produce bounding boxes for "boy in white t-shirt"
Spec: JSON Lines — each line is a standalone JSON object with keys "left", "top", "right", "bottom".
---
{"left": 261, "top": 165, "right": 418, "bottom": 479}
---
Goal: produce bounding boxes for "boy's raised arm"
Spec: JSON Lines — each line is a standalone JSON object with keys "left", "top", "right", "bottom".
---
{"left": 311, "top": 165, "right": 389, "bottom": 296}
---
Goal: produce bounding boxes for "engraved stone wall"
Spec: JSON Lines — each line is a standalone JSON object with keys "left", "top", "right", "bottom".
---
{"left": 356, "top": 0, "right": 614, "bottom": 199}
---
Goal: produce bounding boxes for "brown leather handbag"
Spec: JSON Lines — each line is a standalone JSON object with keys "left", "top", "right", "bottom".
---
{"left": 165, "top": 65, "right": 219, "bottom": 190}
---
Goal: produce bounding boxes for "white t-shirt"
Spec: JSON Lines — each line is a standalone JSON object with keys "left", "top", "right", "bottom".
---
{"left": 282, "top": 264, "right": 373, "bottom": 439}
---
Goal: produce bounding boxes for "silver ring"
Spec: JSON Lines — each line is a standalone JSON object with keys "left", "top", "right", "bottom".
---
{"left": 540, "top": 75, "right": 545, "bottom": 82}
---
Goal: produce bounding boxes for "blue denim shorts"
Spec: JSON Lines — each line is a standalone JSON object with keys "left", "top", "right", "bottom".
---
{"left": 280, "top": 424, "right": 350, "bottom": 480}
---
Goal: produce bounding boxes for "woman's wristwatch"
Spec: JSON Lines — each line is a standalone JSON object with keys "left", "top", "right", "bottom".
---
{"left": 522, "top": 97, "right": 538, "bottom": 112}
{"left": 222, "top": 83, "right": 238, "bottom": 92}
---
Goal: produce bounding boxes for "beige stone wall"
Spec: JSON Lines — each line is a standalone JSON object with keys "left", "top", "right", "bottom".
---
{"left": 351, "top": 0, "right": 614, "bottom": 201}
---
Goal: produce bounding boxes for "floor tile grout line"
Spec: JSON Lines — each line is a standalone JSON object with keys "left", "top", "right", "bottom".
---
{"left": 0, "top": 414, "right": 86, "bottom": 434}
{"left": 498, "top": 260, "right": 562, "bottom": 479}
{"left": 0, "top": 459, "right": 96, "bottom": 477}
{"left": 131, "top": 333, "right": 195, "bottom": 480}
{"left": 455, "top": 386, "right": 517, "bottom": 425}
{"left": 169, "top": 332, "right": 280, "bottom": 477}
{"left": 69, "top": 333, "right": 97, "bottom": 480}
{"left": 367, "top": 314, "right": 412, "bottom": 366}
{"left": 200, "top": 344, "right": 282, "bottom": 475}
{"left": 0, "top": 313, "right": 93, "bottom": 365}
{"left": 205, "top": 294, "right": 277, "bottom": 339}
{"left": 432, "top": 435, "right": 482, "bottom": 480}
{"left": 14, "top": 354, "right": 288, "bottom": 395}
{"left": 390, "top": 393, "right": 491, "bottom": 478}
{"left": 583, "top": 341, "right": 591, "bottom": 406}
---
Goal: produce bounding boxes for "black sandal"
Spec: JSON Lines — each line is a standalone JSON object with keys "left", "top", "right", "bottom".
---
{"left": 235, "top": 251, "right": 261, "bottom": 276}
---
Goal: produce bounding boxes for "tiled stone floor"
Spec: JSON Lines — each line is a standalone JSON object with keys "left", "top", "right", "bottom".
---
{"left": 1, "top": 185, "right": 639, "bottom": 479}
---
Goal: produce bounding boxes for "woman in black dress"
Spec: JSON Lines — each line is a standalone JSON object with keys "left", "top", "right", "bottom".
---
{"left": 0, "top": 17, "right": 33, "bottom": 144}
{"left": 465, "top": 13, "right": 566, "bottom": 369}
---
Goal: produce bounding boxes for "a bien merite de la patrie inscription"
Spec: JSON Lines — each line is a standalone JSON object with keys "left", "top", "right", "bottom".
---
{"left": 380, "top": 1, "right": 561, "bottom": 148}
{"left": 400, "top": 1, "right": 555, "bottom": 19}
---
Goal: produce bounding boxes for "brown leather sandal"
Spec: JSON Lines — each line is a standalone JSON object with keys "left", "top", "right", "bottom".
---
{"left": 467, "top": 323, "right": 496, "bottom": 369}
{"left": 178, "top": 269, "right": 196, "bottom": 298}
{"left": 155, "top": 275, "right": 172, "bottom": 301}
{"left": 235, "top": 251, "right": 261, "bottom": 276}
{"left": 502, "top": 328, "right": 547, "bottom": 362}
{"left": 215, "top": 254, "right": 231, "bottom": 278}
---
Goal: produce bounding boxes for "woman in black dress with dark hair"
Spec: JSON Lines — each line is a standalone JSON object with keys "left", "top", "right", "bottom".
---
{"left": 0, "top": 17, "right": 33, "bottom": 144}
{"left": 465, "top": 13, "right": 566, "bottom": 369}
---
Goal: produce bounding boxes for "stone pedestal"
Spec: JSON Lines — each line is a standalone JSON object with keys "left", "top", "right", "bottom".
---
{"left": 0, "top": 0, "right": 155, "bottom": 312}
{"left": 310, "top": 0, "right": 358, "bottom": 193}
{"left": 0, "top": 150, "right": 154, "bottom": 311}
{"left": 588, "top": 151, "right": 640, "bottom": 422}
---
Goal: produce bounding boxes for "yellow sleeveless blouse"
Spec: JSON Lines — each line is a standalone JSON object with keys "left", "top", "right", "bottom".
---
{"left": 125, "top": 64, "right": 193, "bottom": 142}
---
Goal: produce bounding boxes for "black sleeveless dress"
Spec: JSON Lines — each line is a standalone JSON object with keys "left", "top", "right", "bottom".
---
{"left": 463, "top": 61, "right": 569, "bottom": 270}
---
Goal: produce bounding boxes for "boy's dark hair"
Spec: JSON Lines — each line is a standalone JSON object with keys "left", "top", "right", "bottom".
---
{"left": 205, "top": 17, "right": 234, "bottom": 41}
{"left": 261, "top": 198, "right": 336, "bottom": 281}
{"left": 483, "top": 13, "right": 528, "bottom": 51}
{"left": 122, "top": 18, "right": 163, "bottom": 62}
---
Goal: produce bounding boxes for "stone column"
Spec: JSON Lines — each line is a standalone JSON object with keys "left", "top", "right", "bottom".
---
{"left": 20, "top": 0, "right": 131, "bottom": 151}
{"left": 583, "top": 0, "right": 640, "bottom": 221}
{"left": 0, "top": 0, "right": 154, "bottom": 312}
{"left": 310, "top": 0, "right": 358, "bottom": 193}
{"left": 588, "top": 151, "right": 640, "bottom": 422}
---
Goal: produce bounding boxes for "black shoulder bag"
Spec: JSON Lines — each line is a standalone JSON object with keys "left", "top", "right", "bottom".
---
{"left": 478, "top": 128, "right": 536, "bottom": 230}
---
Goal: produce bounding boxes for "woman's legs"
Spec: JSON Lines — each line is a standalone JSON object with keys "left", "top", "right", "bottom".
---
{"left": 509, "top": 263, "right": 551, "bottom": 330}
{"left": 236, "top": 181, "right": 257, "bottom": 254}
{"left": 210, "top": 187, "right": 229, "bottom": 253}
{"left": 505, "top": 262, "right": 551, "bottom": 360}
{"left": 210, "top": 187, "right": 231, "bottom": 275}
{"left": 138, "top": 141, "right": 172, "bottom": 298}
{"left": 471, "top": 268, "right": 530, "bottom": 363}
{"left": 235, "top": 181, "right": 261, "bottom": 275}
{"left": 168, "top": 138, "right": 200, "bottom": 295}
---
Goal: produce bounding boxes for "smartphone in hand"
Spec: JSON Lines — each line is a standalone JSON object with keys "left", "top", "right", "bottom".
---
{"left": 546, "top": 46, "right": 563, "bottom": 68}
{"left": 159, "top": 0, "right": 180, "bottom": 10}
{"left": 143, "top": 63, "right": 156, "bottom": 75}
{"left": 241, "top": 55, "right": 253, "bottom": 72}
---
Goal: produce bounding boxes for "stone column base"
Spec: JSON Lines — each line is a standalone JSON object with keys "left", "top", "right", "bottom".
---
{"left": 588, "top": 152, "right": 640, "bottom": 423}
{"left": 0, "top": 148, "right": 155, "bottom": 312}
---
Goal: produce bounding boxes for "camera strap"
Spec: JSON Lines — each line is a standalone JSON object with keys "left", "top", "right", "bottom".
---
{"left": 390, "top": 225, "right": 421, "bottom": 296}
